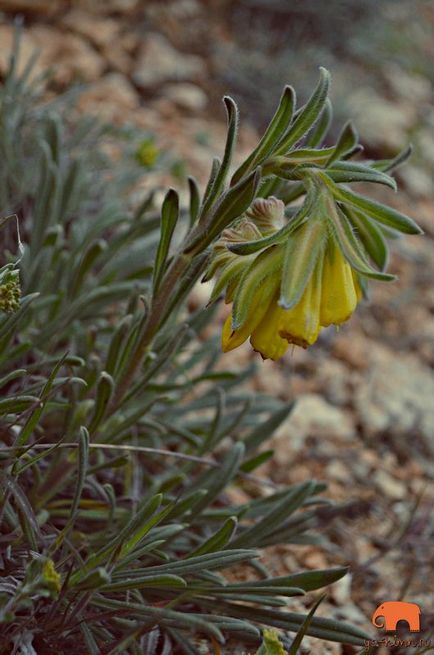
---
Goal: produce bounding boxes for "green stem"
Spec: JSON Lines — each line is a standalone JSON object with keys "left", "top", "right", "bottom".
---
{"left": 110, "top": 252, "right": 193, "bottom": 410}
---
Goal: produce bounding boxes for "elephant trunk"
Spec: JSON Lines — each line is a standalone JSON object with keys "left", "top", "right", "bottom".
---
{"left": 372, "top": 612, "right": 384, "bottom": 628}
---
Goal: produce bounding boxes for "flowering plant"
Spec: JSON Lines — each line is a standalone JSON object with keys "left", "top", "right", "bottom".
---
{"left": 0, "top": 41, "right": 421, "bottom": 654}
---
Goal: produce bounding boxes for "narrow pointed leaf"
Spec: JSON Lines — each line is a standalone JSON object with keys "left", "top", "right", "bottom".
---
{"left": 305, "top": 98, "right": 332, "bottom": 147}
{"left": 323, "top": 195, "right": 395, "bottom": 280}
{"left": 232, "top": 85, "right": 295, "bottom": 184}
{"left": 288, "top": 594, "right": 326, "bottom": 654}
{"left": 275, "top": 68, "right": 330, "bottom": 154}
{"left": 321, "top": 174, "right": 422, "bottom": 235}
{"left": 372, "top": 144, "right": 412, "bottom": 173}
{"left": 325, "top": 162, "right": 397, "bottom": 190}
{"left": 188, "top": 176, "right": 201, "bottom": 226}
{"left": 189, "top": 168, "right": 261, "bottom": 251}
{"left": 201, "top": 96, "right": 238, "bottom": 216}
{"left": 88, "top": 371, "right": 114, "bottom": 434}
{"left": 344, "top": 207, "right": 389, "bottom": 270}
{"left": 189, "top": 517, "right": 238, "bottom": 558}
{"left": 244, "top": 403, "right": 295, "bottom": 452}
{"left": 153, "top": 188, "right": 179, "bottom": 293}
{"left": 325, "top": 121, "right": 359, "bottom": 165}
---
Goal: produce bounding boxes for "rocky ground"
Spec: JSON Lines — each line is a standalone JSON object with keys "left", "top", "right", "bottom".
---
{"left": 0, "top": 1, "right": 433, "bottom": 653}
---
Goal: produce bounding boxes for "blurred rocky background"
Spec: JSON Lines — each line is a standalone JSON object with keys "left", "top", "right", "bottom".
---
{"left": 0, "top": 1, "right": 433, "bottom": 652}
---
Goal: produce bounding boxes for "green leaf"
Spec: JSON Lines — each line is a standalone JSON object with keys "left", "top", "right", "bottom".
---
{"left": 188, "top": 176, "right": 201, "bottom": 226}
{"left": 231, "top": 481, "right": 317, "bottom": 548}
{"left": 240, "top": 450, "right": 274, "bottom": 473}
{"left": 244, "top": 403, "right": 295, "bottom": 453}
{"left": 305, "top": 98, "right": 332, "bottom": 147}
{"left": 344, "top": 206, "right": 389, "bottom": 270}
{"left": 275, "top": 68, "right": 330, "bottom": 154}
{"left": 188, "top": 517, "right": 238, "bottom": 558}
{"left": 88, "top": 371, "right": 114, "bottom": 434}
{"left": 200, "top": 96, "right": 239, "bottom": 217}
{"left": 118, "top": 500, "right": 176, "bottom": 560}
{"left": 325, "top": 121, "right": 359, "bottom": 165}
{"left": 372, "top": 144, "right": 412, "bottom": 173}
{"left": 201, "top": 157, "right": 221, "bottom": 211}
{"left": 323, "top": 195, "right": 396, "bottom": 280}
{"left": 324, "top": 162, "right": 397, "bottom": 190}
{"left": 153, "top": 188, "right": 180, "bottom": 293}
{"left": 69, "top": 239, "right": 107, "bottom": 297}
{"left": 279, "top": 217, "right": 326, "bottom": 310}
{"left": 60, "top": 426, "right": 89, "bottom": 538}
{"left": 188, "top": 168, "right": 261, "bottom": 252}
{"left": 103, "top": 573, "right": 186, "bottom": 592}
{"left": 207, "top": 602, "right": 370, "bottom": 646}
{"left": 0, "top": 395, "right": 39, "bottom": 416}
{"left": 73, "top": 567, "right": 111, "bottom": 591}
{"left": 14, "top": 355, "right": 68, "bottom": 446}
{"left": 232, "top": 85, "right": 295, "bottom": 184}
{"left": 287, "top": 594, "right": 325, "bottom": 654}
{"left": 322, "top": 175, "right": 422, "bottom": 235}
{"left": 192, "top": 442, "right": 245, "bottom": 513}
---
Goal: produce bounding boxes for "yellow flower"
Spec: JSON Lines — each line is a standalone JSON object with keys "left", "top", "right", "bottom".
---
{"left": 42, "top": 558, "right": 62, "bottom": 593}
{"left": 220, "top": 236, "right": 362, "bottom": 361}
{"left": 320, "top": 240, "right": 359, "bottom": 327}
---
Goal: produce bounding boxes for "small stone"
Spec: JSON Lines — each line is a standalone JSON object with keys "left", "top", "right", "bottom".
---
{"left": 326, "top": 460, "right": 351, "bottom": 484}
{"left": 373, "top": 470, "right": 407, "bottom": 500}
{"left": 354, "top": 345, "right": 434, "bottom": 445}
{"left": 163, "top": 83, "right": 208, "bottom": 112}
{"left": 30, "top": 26, "right": 106, "bottom": 85}
{"left": 61, "top": 9, "right": 119, "bottom": 48}
{"left": 275, "top": 393, "right": 356, "bottom": 450}
{"left": 78, "top": 73, "right": 140, "bottom": 120}
{"left": 133, "top": 33, "right": 206, "bottom": 90}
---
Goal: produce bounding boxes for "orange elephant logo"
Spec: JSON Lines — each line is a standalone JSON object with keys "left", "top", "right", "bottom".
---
{"left": 372, "top": 601, "right": 421, "bottom": 632}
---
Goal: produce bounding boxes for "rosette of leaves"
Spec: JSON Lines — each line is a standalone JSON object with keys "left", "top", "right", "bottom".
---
{"left": 0, "top": 31, "right": 416, "bottom": 655}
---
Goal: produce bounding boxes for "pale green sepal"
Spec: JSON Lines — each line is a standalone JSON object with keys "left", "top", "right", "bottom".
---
{"left": 232, "top": 246, "right": 283, "bottom": 330}
{"left": 209, "top": 256, "right": 253, "bottom": 304}
{"left": 279, "top": 218, "right": 326, "bottom": 310}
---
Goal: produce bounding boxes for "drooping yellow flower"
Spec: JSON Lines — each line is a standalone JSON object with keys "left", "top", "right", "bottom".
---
{"left": 208, "top": 197, "right": 367, "bottom": 361}
{"left": 320, "top": 240, "right": 359, "bottom": 327}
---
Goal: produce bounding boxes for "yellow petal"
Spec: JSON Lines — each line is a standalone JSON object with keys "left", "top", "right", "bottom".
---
{"left": 250, "top": 300, "right": 289, "bottom": 360}
{"left": 278, "top": 258, "right": 322, "bottom": 348}
{"left": 222, "top": 277, "right": 277, "bottom": 352}
{"left": 222, "top": 312, "right": 252, "bottom": 352}
{"left": 320, "top": 242, "right": 358, "bottom": 326}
